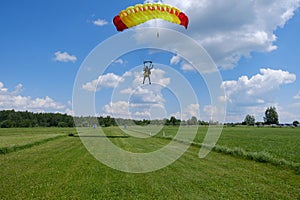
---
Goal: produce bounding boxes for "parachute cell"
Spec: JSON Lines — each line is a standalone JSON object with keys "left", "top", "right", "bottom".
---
{"left": 113, "top": 3, "right": 189, "bottom": 31}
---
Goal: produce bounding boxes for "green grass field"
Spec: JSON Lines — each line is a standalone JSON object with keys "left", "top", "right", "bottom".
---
{"left": 0, "top": 127, "right": 299, "bottom": 199}
{"left": 0, "top": 128, "right": 73, "bottom": 148}
{"left": 214, "top": 127, "right": 300, "bottom": 163}
{"left": 155, "top": 126, "right": 300, "bottom": 163}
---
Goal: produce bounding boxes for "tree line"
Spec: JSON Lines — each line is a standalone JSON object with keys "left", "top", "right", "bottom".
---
{"left": 242, "top": 106, "right": 299, "bottom": 126}
{"left": 0, "top": 110, "right": 210, "bottom": 128}
{"left": 0, "top": 110, "right": 74, "bottom": 128}
{"left": 2, "top": 107, "right": 297, "bottom": 128}
{"left": 74, "top": 115, "right": 210, "bottom": 127}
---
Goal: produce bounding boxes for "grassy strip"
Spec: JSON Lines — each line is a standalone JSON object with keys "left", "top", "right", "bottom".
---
{"left": 0, "top": 134, "right": 67, "bottom": 154}
{"left": 211, "top": 145, "right": 300, "bottom": 174}
{"left": 157, "top": 135, "right": 300, "bottom": 174}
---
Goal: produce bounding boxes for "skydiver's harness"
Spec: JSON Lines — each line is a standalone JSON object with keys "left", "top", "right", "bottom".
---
{"left": 143, "top": 61, "right": 153, "bottom": 77}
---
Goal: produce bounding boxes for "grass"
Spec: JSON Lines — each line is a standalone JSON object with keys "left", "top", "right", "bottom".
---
{"left": 213, "top": 127, "right": 300, "bottom": 163}
{"left": 155, "top": 126, "right": 300, "bottom": 163}
{"left": 0, "top": 126, "right": 299, "bottom": 199}
{"left": 0, "top": 127, "right": 75, "bottom": 147}
{"left": 0, "top": 128, "right": 76, "bottom": 154}
{"left": 0, "top": 134, "right": 66, "bottom": 154}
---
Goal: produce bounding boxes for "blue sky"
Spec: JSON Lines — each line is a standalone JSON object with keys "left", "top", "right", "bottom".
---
{"left": 0, "top": 0, "right": 299, "bottom": 123}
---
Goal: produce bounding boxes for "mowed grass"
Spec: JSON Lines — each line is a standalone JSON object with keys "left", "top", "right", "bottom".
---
{"left": 156, "top": 126, "right": 300, "bottom": 163}
{"left": 0, "top": 128, "right": 75, "bottom": 148}
{"left": 213, "top": 127, "right": 300, "bottom": 163}
{"left": 0, "top": 127, "right": 299, "bottom": 199}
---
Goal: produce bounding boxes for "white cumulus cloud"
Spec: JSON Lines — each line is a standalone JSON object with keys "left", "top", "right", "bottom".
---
{"left": 185, "top": 103, "right": 200, "bottom": 118}
{"left": 102, "top": 101, "right": 131, "bottom": 119}
{"left": 145, "top": 0, "right": 300, "bottom": 68}
{"left": 222, "top": 68, "right": 296, "bottom": 105}
{"left": 203, "top": 105, "right": 218, "bottom": 117}
{"left": 169, "top": 103, "right": 200, "bottom": 120}
{"left": 170, "top": 55, "right": 181, "bottom": 65}
{"left": 53, "top": 51, "right": 77, "bottom": 63}
{"left": 181, "top": 63, "right": 195, "bottom": 72}
{"left": 0, "top": 82, "right": 66, "bottom": 112}
{"left": 221, "top": 68, "right": 297, "bottom": 122}
{"left": 102, "top": 100, "right": 166, "bottom": 120}
{"left": 93, "top": 19, "right": 108, "bottom": 26}
{"left": 0, "top": 82, "right": 8, "bottom": 93}
{"left": 12, "top": 83, "right": 23, "bottom": 95}
{"left": 133, "top": 86, "right": 166, "bottom": 104}
{"left": 82, "top": 73, "right": 125, "bottom": 91}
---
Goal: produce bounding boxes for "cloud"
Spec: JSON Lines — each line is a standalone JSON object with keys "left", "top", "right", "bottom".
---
{"left": 102, "top": 101, "right": 131, "bottom": 119}
{"left": 53, "top": 51, "right": 77, "bottom": 63}
{"left": 82, "top": 73, "right": 125, "bottom": 91}
{"left": 102, "top": 100, "right": 165, "bottom": 119}
{"left": 221, "top": 68, "right": 297, "bottom": 122}
{"left": 144, "top": 0, "right": 300, "bottom": 68}
{"left": 222, "top": 68, "right": 296, "bottom": 105}
{"left": 130, "top": 86, "right": 166, "bottom": 104}
{"left": 277, "top": 104, "right": 300, "bottom": 123}
{"left": 100, "top": 68, "right": 174, "bottom": 119}
{"left": 185, "top": 103, "right": 200, "bottom": 118}
{"left": 124, "top": 68, "right": 170, "bottom": 106}
{"left": 294, "top": 91, "right": 300, "bottom": 99}
{"left": 203, "top": 105, "right": 218, "bottom": 118}
{"left": 0, "top": 82, "right": 66, "bottom": 112}
{"left": 225, "top": 102, "right": 300, "bottom": 123}
{"left": 120, "top": 87, "right": 134, "bottom": 95}
{"left": 29, "top": 96, "right": 65, "bottom": 110}
{"left": 181, "top": 62, "right": 195, "bottom": 72}
{"left": 113, "top": 58, "right": 124, "bottom": 64}
{"left": 12, "top": 83, "right": 23, "bottom": 95}
{"left": 65, "top": 108, "right": 75, "bottom": 116}
{"left": 0, "top": 82, "right": 8, "bottom": 93}
{"left": 93, "top": 19, "right": 108, "bottom": 26}
{"left": 170, "top": 55, "right": 181, "bottom": 65}
{"left": 170, "top": 55, "right": 197, "bottom": 72}
{"left": 169, "top": 103, "right": 200, "bottom": 120}
{"left": 134, "top": 111, "right": 151, "bottom": 118}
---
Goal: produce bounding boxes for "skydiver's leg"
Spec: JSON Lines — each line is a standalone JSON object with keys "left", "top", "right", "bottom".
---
{"left": 143, "top": 76, "right": 146, "bottom": 84}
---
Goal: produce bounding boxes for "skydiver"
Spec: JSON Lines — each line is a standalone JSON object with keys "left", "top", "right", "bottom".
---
{"left": 143, "top": 61, "right": 153, "bottom": 84}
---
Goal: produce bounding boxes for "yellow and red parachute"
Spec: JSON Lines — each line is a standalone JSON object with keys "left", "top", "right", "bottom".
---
{"left": 113, "top": 3, "right": 189, "bottom": 31}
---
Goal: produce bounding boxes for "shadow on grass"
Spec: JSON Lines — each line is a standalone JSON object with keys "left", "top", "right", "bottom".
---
{"left": 74, "top": 135, "right": 130, "bottom": 138}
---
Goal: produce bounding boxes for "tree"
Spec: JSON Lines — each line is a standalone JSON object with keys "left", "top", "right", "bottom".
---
{"left": 104, "top": 116, "right": 112, "bottom": 127}
{"left": 243, "top": 114, "right": 255, "bottom": 125}
{"left": 58, "top": 122, "right": 68, "bottom": 127}
{"left": 293, "top": 120, "right": 299, "bottom": 127}
{"left": 0, "top": 120, "right": 14, "bottom": 128}
{"left": 168, "top": 116, "right": 180, "bottom": 126}
{"left": 187, "top": 116, "right": 198, "bottom": 125}
{"left": 264, "top": 106, "right": 279, "bottom": 125}
{"left": 170, "top": 116, "right": 177, "bottom": 126}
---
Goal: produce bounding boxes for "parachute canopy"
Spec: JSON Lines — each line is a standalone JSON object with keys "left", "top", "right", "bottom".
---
{"left": 113, "top": 3, "right": 189, "bottom": 32}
